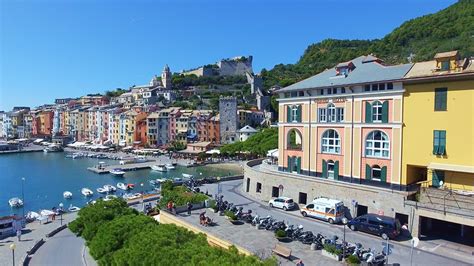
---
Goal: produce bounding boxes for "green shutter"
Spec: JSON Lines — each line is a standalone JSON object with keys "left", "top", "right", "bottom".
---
{"left": 287, "top": 156, "right": 291, "bottom": 172}
{"left": 297, "top": 105, "right": 302, "bottom": 122}
{"left": 366, "top": 164, "right": 372, "bottom": 180}
{"left": 439, "top": 131, "right": 446, "bottom": 155}
{"left": 322, "top": 159, "right": 327, "bottom": 178}
{"left": 334, "top": 161, "right": 339, "bottom": 180}
{"left": 381, "top": 166, "right": 387, "bottom": 182}
{"left": 365, "top": 102, "right": 372, "bottom": 123}
{"left": 382, "top": 101, "right": 389, "bottom": 123}
{"left": 287, "top": 106, "right": 291, "bottom": 123}
{"left": 433, "top": 131, "right": 440, "bottom": 155}
{"left": 296, "top": 157, "right": 301, "bottom": 174}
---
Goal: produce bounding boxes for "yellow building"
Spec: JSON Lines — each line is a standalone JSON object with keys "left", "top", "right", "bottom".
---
{"left": 402, "top": 51, "right": 474, "bottom": 243}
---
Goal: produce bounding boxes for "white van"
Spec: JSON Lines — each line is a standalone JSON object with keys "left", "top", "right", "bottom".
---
{"left": 300, "top": 197, "right": 345, "bottom": 224}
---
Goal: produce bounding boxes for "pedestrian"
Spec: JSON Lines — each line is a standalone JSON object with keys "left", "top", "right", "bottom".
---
{"left": 16, "top": 229, "right": 21, "bottom": 241}
{"left": 187, "top": 202, "right": 193, "bottom": 215}
{"left": 171, "top": 202, "right": 176, "bottom": 214}
{"left": 296, "top": 259, "right": 304, "bottom": 266}
{"left": 167, "top": 201, "right": 173, "bottom": 212}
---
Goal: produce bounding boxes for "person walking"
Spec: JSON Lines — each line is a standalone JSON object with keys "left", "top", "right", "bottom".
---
{"left": 16, "top": 229, "right": 21, "bottom": 241}
{"left": 167, "top": 201, "right": 173, "bottom": 212}
{"left": 296, "top": 259, "right": 304, "bottom": 266}
{"left": 187, "top": 202, "right": 193, "bottom": 215}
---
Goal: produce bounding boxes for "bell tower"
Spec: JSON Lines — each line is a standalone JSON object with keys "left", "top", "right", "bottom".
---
{"left": 161, "top": 65, "right": 172, "bottom": 89}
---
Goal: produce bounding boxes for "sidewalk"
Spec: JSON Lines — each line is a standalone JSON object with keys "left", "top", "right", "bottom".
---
{"left": 0, "top": 212, "right": 83, "bottom": 266}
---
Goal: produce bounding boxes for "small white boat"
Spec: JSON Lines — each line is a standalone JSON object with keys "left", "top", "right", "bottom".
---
{"left": 165, "top": 163, "right": 176, "bottom": 170}
{"left": 182, "top": 173, "right": 194, "bottom": 179}
{"left": 81, "top": 188, "right": 94, "bottom": 197}
{"left": 9, "top": 197, "right": 23, "bottom": 208}
{"left": 117, "top": 182, "right": 128, "bottom": 190}
{"left": 63, "top": 191, "right": 73, "bottom": 199}
{"left": 40, "top": 209, "right": 55, "bottom": 216}
{"left": 123, "top": 193, "right": 142, "bottom": 200}
{"left": 26, "top": 211, "right": 40, "bottom": 221}
{"left": 149, "top": 178, "right": 167, "bottom": 186}
{"left": 68, "top": 205, "right": 81, "bottom": 212}
{"left": 97, "top": 187, "right": 107, "bottom": 194}
{"left": 110, "top": 168, "right": 126, "bottom": 176}
{"left": 151, "top": 164, "right": 167, "bottom": 172}
{"left": 104, "top": 195, "right": 118, "bottom": 201}
{"left": 103, "top": 184, "right": 116, "bottom": 193}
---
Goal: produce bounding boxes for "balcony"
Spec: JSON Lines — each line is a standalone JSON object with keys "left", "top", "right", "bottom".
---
{"left": 405, "top": 183, "right": 474, "bottom": 219}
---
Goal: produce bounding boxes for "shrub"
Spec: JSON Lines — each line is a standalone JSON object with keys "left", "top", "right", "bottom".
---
{"left": 224, "top": 210, "right": 238, "bottom": 221}
{"left": 159, "top": 181, "right": 209, "bottom": 208}
{"left": 323, "top": 244, "right": 342, "bottom": 255}
{"left": 275, "top": 229, "right": 287, "bottom": 238}
{"left": 345, "top": 254, "right": 361, "bottom": 265}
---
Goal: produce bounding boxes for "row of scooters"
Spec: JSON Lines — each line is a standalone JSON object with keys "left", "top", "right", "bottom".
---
{"left": 214, "top": 196, "right": 387, "bottom": 265}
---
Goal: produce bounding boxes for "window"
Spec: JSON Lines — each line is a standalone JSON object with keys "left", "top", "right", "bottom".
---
{"left": 441, "top": 60, "right": 450, "bottom": 71}
{"left": 284, "top": 92, "right": 290, "bottom": 98}
{"left": 319, "top": 89, "right": 324, "bottom": 95}
{"left": 372, "top": 84, "right": 378, "bottom": 91}
{"left": 327, "top": 88, "right": 332, "bottom": 95}
{"left": 327, "top": 160, "right": 335, "bottom": 178}
{"left": 341, "top": 87, "right": 346, "bottom": 93}
{"left": 433, "top": 130, "right": 446, "bottom": 155}
{"left": 372, "top": 165, "right": 382, "bottom": 181}
{"left": 287, "top": 129, "right": 302, "bottom": 150}
{"left": 328, "top": 104, "right": 336, "bottom": 122}
{"left": 336, "top": 108, "right": 344, "bottom": 122}
{"left": 365, "top": 130, "right": 390, "bottom": 158}
{"left": 272, "top": 186, "right": 279, "bottom": 197}
{"left": 372, "top": 101, "right": 383, "bottom": 122}
{"left": 298, "top": 91, "right": 305, "bottom": 97}
{"left": 387, "top": 83, "right": 393, "bottom": 90}
{"left": 332, "top": 88, "right": 338, "bottom": 94}
{"left": 291, "top": 91, "right": 298, "bottom": 97}
{"left": 291, "top": 106, "right": 298, "bottom": 121}
{"left": 322, "top": 129, "right": 340, "bottom": 154}
{"left": 434, "top": 88, "right": 447, "bottom": 111}
{"left": 287, "top": 105, "right": 301, "bottom": 122}
{"left": 379, "top": 83, "right": 385, "bottom": 90}
{"left": 256, "top": 182, "right": 262, "bottom": 193}
{"left": 365, "top": 85, "right": 370, "bottom": 92}
{"left": 318, "top": 108, "right": 327, "bottom": 122}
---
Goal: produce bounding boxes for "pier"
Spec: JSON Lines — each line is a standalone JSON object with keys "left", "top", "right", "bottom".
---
{"left": 87, "top": 161, "right": 158, "bottom": 174}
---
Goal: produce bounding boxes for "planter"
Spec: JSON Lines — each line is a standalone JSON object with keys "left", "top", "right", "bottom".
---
{"left": 322, "top": 249, "right": 342, "bottom": 261}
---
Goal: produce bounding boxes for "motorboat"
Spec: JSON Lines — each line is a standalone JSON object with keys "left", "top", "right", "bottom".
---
{"left": 63, "top": 191, "right": 73, "bottom": 199}
{"left": 117, "top": 182, "right": 128, "bottom": 190}
{"left": 97, "top": 187, "right": 107, "bottom": 194}
{"left": 103, "top": 184, "right": 117, "bottom": 193}
{"left": 104, "top": 195, "right": 118, "bottom": 201}
{"left": 40, "top": 209, "right": 55, "bottom": 216}
{"left": 81, "top": 188, "right": 94, "bottom": 197}
{"left": 43, "top": 145, "right": 63, "bottom": 153}
{"left": 8, "top": 197, "right": 23, "bottom": 208}
{"left": 68, "top": 205, "right": 81, "bottom": 212}
{"left": 123, "top": 193, "right": 142, "bottom": 200}
{"left": 26, "top": 211, "right": 40, "bottom": 221}
{"left": 151, "top": 164, "right": 167, "bottom": 172}
{"left": 182, "top": 173, "right": 194, "bottom": 179}
{"left": 149, "top": 178, "right": 167, "bottom": 186}
{"left": 165, "top": 163, "right": 176, "bottom": 170}
{"left": 110, "top": 168, "right": 126, "bottom": 177}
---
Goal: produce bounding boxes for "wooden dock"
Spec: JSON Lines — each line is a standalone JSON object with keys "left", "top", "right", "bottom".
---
{"left": 87, "top": 161, "right": 158, "bottom": 174}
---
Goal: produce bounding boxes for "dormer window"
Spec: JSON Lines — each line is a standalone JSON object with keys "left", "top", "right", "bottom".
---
{"left": 335, "top": 61, "right": 355, "bottom": 76}
{"left": 441, "top": 60, "right": 450, "bottom": 71}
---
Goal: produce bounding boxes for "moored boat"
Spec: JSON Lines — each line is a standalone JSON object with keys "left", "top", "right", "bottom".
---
{"left": 26, "top": 211, "right": 40, "bottom": 221}
{"left": 103, "top": 184, "right": 116, "bottom": 193}
{"left": 104, "top": 195, "right": 118, "bottom": 201}
{"left": 97, "top": 187, "right": 107, "bottom": 194}
{"left": 110, "top": 168, "right": 126, "bottom": 176}
{"left": 151, "top": 164, "right": 167, "bottom": 172}
{"left": 63, "top": 191, "right": 73, "bottom": 199}
{"left": 165, "top": 163, "right": 176, "bottom": 170}
{"left": 68, "top": 205, "right": 81, "bottom": 212}
{"left": 182, "top": 173, "right": 194, "bottom": 179}
{"left": 81, "top": 188, "right": 94, "bottom": 197}
{"left": 123, "top": 193, "right": 142, "bottom": 200}
{"left": 117, "top": 182, "right": 128, "bottom": 190}
{"left": 9, "top": 197, "right": 23, "bottom": 208}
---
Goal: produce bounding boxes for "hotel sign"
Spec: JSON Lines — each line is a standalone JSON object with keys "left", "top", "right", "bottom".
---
{"left": 315, "top": 97, "right": 347, "bottom": 104}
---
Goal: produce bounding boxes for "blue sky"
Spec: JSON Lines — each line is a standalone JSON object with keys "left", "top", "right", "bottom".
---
{"left": 0, "top": 0, "right": 456, "bottom": 110}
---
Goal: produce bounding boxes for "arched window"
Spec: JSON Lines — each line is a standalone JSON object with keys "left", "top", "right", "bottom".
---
{"left": 365, "top": 130, "right": 390, "bottom": 158}
{"left": 328, "top": 103, "right": 336, "bottom": 122}
{"left": 287, "top": 129, "right": 302, "bottom": 150}
{"left": 322, "top": 129, "right": 341, "bottom": 154}
{"left": 372, "top": 101, "right": 383, "bottom": 122}
{"left": 371, "top": 165, "right": 382, "bottom": 181}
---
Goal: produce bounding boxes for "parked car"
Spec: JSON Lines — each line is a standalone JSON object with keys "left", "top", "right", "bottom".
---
{"left": 268, "top": 197, "right": 295, "bottom": 211}
{"left": 348, "top": 213, "right": 401, "bottom": 239}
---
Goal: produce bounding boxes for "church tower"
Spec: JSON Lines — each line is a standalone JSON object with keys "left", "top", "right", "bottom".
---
{"left": 161, "top": 64, "right": 172, "bottom": 89}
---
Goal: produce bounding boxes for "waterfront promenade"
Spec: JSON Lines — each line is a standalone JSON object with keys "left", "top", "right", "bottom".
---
{"left": 0, "top": 212, "right": 95, "bottom": 266}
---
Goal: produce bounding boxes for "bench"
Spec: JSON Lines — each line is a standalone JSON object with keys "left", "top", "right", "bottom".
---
{"left": 272, "top": 244, "right": 292, "bottom": 258}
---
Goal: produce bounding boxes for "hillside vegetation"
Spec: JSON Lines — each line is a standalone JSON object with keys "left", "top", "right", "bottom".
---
{"left": 262, "top": 0, "right": 474, "bottom": 88}
{"left": 220, "top": 127, "right": 278, "bottom": 156}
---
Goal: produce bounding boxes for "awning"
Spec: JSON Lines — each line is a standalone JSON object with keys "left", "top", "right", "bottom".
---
{"left": 206, "top": 149, "right": 220, "bottom": 155}
{"left": 267, "top": 149, "right": 279, "bottom": 158}
{"left": 428, "top": 163, "right": 474, "bottom": 174}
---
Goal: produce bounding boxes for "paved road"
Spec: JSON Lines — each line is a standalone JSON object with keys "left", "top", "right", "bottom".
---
{"left": 201, "top": 180, "right": 473, "bottom": 266}
{"left": 29, "top": 228, "right": 96, "bottom": 266}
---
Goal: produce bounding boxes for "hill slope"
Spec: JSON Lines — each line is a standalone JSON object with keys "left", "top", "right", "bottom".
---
{"left": 262, "top": 0, "right": 474, "bottom": 88}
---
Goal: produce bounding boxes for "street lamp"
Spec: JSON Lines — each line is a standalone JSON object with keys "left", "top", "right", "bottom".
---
{"left": 59, "top": 203, "right": 64, "bottom": 226}
{"left": 140, "top": 183, "right": 144, "bottom": 212}
{"left": 21, "top": 178, "right": 25, "bottom": 218}
{"left": 342, "top": 217, "right": 348, "bottom": 259}
{"left": 216, "top": 176, "right": 221, "bottom": 195}
{"left": 10, "top": 243, "right": 16, "bottom": 266}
